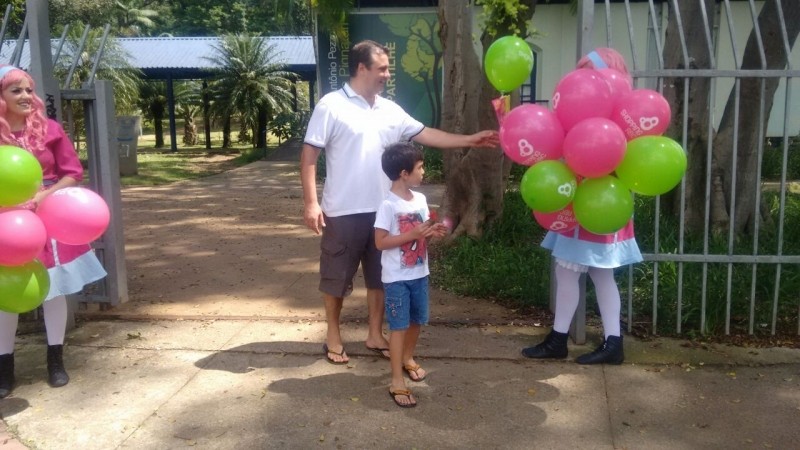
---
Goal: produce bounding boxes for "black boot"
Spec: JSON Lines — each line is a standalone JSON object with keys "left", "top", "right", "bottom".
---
{"left": 47, "top": 345, "right": 69, "bottom": 388}
{"left": 0, "top": 353, "right": 15, "bottom": 398}
{"left": 521, "top": 330, "right": 569, "bottom": 359}
{"left": 575, "top": 335, "right": 624, "bottom": 365}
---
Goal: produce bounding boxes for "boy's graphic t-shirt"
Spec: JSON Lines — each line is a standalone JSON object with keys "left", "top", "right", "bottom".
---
{"left": 374, "top": 190, "right": 430, "bottom": 284}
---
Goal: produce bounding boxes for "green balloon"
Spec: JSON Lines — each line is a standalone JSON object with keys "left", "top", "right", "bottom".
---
{"left": 0, "top": 145, "right": 43, "bottom": 207}
{"left": 616, "top": 136, "right": 687, "bottom": 196}
{"left": 0, "top": 260, "right": 50, "bottom": 314}
{"left": 484, "top": 36, "right": 534, "bottom": 93}
{"left": 573, "top": 176, "right": 633, "bottom": 234}
{"left": 520, "top": 160, "right": 577, "bottom": 213}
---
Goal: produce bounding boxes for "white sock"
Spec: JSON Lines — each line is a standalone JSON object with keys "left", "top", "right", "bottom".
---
{"left": 589, "top": 267, "right": 622, "bottom": 338}
{"left": 552, "top": 264, "right": 582, "bottom": 333}
{"left": 0, "top": 311, "right": 19, "bottom": 355}
{"left": 43, "top": 296, "right": 68, "bottom": 346}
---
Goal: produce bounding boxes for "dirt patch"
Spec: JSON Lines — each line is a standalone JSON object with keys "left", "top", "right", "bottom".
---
{"left": 102, "top": 156, "right": 516, "bottom": 325}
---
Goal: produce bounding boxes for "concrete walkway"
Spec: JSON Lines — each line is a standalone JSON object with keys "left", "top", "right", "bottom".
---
{"left": 2, "top": 159, "right": 800, "bottom": 449}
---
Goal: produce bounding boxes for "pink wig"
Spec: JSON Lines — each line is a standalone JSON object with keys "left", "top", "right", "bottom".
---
{"left": 0, "top": 65, "right": 48, "bottom": 154}
{"left": 576, "top": 47, "right": 630, "bottom": 74}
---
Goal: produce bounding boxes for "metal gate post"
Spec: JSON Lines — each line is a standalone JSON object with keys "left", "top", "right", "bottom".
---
{"left": 86, "top": 80, "right": 128, "bottom": 306}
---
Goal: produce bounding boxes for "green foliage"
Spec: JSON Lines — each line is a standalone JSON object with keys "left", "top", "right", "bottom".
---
{"left": 431, "top": 190, "right": 550, "bottom": 305}
{"left": 113, "top": 0, "right": 160, "bottom": 36}
{"left": 761, "top": 137, "right": 800, "bottom": 180}
{"left": 311, "top": 0, "right": 352, "bottom": 43}
{"left": 432, "top": 179, "right": 800, "bottom": 336}
{"left": 630, "top": 191, "right": 800, "bottom": 336}
{"left": 422, "top": 147, "right": 443, "bottom": 183}
{"left": 477, "top": 0, "right": 532, "bottom": 39}
{"left": 272, "top": 110, "right": 310, "bottom": 143}
{"left": 204, "top": 34, "right": 298, "bottom": 147}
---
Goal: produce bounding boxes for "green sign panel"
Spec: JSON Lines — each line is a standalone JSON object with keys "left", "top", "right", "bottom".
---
{"left": 317, "top": 11, "right": 442, "bottom": 128}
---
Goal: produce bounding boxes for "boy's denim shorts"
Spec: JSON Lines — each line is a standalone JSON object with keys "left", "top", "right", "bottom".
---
{"left": 383, "top": 277, "right": 429, "bottom": 331}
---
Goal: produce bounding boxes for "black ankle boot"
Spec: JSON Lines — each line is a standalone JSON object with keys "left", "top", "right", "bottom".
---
{"left": 0, "top": 353, "right": 15, "bottom": 398}
{"left": 575, "top": 335, "right": 624, "bottom": 365}
{"left": 521, "top": 330, "right": 569, "bottom": 359}
{"left": 47, "top": 345, "right": 69, "bottom": 388}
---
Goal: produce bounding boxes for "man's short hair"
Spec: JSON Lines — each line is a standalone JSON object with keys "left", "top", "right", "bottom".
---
{"left": 349, "top": 40, "right": 390, "bottom": 77}
{"left": 382, "top": 142, "right": 423, "bottom": 181}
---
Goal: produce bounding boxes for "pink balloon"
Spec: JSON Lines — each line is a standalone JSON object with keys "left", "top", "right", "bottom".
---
{"left": 0, "top": 209, "right": 47, "bottom": 266}
{"left": 552, "top": 69, "right": 614, "bottom": 131}
{"left": 562, "top": 118, "right": 627, "bottom": 178}
{"left": 36, "top": 187, "right": 110, "bottom": 245}
{"left": 532, "top": 204, "right": 578, "bottom": 233}
{"left": 500, "top": 104, "right": 565, "bottom": 165}
{"left": 610, "top": 88, "right": 672, "bottom": 140}
{"left": 597, "top": 68, "right": 633, "bottom": 104}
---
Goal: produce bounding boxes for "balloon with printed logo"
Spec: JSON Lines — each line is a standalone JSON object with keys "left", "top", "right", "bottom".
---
{"left": 572, "top": 176, "right": 634, "bottom": 235}
{"left": 616, "top": 135, "right": 687, "bottom": 196}
{"left": 36, "top": 187, "right": 110, "bottom": 245}
{"left": 597, "top": 68, "right": 633, "bottom": 105}
{"left": 552, "top": 69, "right": 614, "bottom": 131}
{"left": 0, "top": 260, "right": 50, "bottom": 314}
{"left": 519, "top": 160, "right": 577, "bottom": 213}
{"left": 533, "top": 203, "right": 578, "bottom": 233}
{"left": 500, "top": 104, "right": 565, "bottom": 165}
{"left": 0, "top": 145, "right": 43, "bottom": 207}
{"left": 0, "top": 209, "right": 47, "bottom": 266}
{"left": 484, "top": 36, "right": 534, "bottom": 93}
{"left": 610, "top": 89, "right": 671, "bottom": 140}
{"left": 562, "top": 117, "right": 627, "bottom": 178}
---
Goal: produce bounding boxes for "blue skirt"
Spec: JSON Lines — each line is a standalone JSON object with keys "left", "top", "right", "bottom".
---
{"left": 541, "top": 231, "right": 643, "bottom": 269}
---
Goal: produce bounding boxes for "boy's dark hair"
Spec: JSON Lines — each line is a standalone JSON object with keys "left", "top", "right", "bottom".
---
{"left": 382, "top": 142, "right": 423, "bottom": 181}
{"left": 349, "top": 40, "right": 390, "bottom": 77}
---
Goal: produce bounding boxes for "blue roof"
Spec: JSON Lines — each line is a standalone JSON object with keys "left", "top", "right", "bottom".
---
{"left": 1, "top": 36, "right": 316, "bottom": 80}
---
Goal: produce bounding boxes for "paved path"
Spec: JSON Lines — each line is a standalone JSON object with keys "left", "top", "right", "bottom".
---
{"left": 2, "top": 159, "right": 799, "bottom": 449}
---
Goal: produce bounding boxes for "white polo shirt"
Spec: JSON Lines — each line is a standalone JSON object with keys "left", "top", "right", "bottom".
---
{"left": 304, "top": 83, "right": 425, "bottom": 217}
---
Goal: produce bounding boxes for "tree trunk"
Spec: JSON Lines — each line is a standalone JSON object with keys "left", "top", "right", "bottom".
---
{"left": 663, "top": 0, "right": 800, "bottom": 234}
{"left": 183, "top": 116, "right": 198, "bottom": 146}
{"left": 256, "top": 107, "right": 268, "bottom": 149}
{"left": 222, "top": 118, "right": 231, "bottom": 149}
{"left": 661, "top": 0, "right": 716, "bottom": 231}
{"left": 713, "top": 0, "right": 800, "bottom": 234}
{"left": 153, "top": 114, "right": 165, "bottom": 148}
{"left": 437, "top": 0, "right": 534, "bottom": 238}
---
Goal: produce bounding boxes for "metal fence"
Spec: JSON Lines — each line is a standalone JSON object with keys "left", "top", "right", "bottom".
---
{"left": 574, "top": 0, "right": 799, "bottom": 337}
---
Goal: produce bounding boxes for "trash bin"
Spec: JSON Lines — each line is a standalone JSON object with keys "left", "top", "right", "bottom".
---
{"left": 116, "top": 116, "right": 140, "bottom": 176}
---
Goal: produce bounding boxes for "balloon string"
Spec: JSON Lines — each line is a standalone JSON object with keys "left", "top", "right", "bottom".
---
{"left": 491, "top": 95, "right": 510, "bottom": 127}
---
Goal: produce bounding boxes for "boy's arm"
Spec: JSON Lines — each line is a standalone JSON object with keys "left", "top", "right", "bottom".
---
{"left": 374, "top": 225, "right": 433, "bottom": 251}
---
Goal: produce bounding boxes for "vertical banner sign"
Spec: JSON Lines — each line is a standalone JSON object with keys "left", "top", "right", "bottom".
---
{"left": 317, "top": 11, "right": 442, "bottom": 128}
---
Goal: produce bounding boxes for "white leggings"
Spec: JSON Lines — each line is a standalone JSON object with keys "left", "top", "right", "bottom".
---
{"left": 552, "top": 265, "right": 622, "bottom": 338}
{"left": 0, "top": 295, "right": 68, "bottom": 354}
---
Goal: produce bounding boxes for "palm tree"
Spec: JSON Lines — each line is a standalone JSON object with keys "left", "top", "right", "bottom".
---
{"left": 113, "top": 0, "right": 159, "bottom": 37}
{"left": 137, "top": 80, "right": 200, "bottom": 149}
{"left": 204, "top": 34, "right": 298, "bottom": 149}
{"left": 53, "top": 24, "right": 142, "bottom": 147}
{"left": 137, "top": 80, "right": 168, "bottom": 148}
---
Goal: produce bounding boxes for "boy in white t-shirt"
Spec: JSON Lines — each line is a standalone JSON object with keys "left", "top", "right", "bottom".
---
{"left": 374, "top": 142, "right": 447, "bottom": 408}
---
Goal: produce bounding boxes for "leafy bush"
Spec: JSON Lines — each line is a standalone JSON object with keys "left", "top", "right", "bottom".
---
{"left": 431, "top": 183, "right": 800, "bottom": 337}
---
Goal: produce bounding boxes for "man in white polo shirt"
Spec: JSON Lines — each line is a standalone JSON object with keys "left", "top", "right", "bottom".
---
{"left": 301, "top": 40, "right": 498, "bottom": 364}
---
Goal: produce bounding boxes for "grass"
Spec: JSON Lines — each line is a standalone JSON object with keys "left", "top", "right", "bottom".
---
{"left": 80, "top": 130, "right": 286, "bottom": 187}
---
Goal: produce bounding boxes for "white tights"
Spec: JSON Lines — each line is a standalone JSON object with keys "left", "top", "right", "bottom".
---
{"left": 0, "top": 295, "right": 68, "bottom": 354}
{"left": 552, "top": 265, "right": 621, "bottom": 338}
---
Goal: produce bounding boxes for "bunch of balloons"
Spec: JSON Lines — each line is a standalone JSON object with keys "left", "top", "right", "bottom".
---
{"left": 490, "top": 46, "right": 687, "bottom": 235}
{"left": 0, "top": 145, "right": 110, "bottom": 313}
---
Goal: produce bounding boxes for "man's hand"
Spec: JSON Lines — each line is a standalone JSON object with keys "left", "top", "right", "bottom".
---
{"left": 304, "top": 203, "right": 325, "bottom": 234}
{"left": 468, "top": 130, "right": 500, "bottom": 148}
